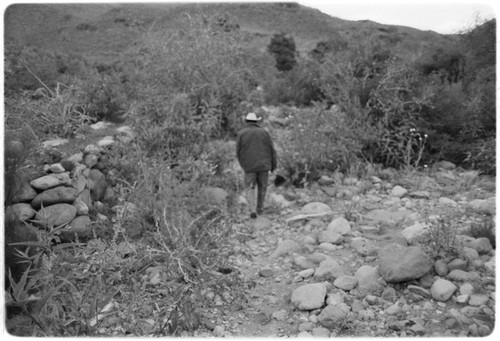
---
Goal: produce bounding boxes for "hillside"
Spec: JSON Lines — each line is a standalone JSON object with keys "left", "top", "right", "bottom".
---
{"left": 4, "top": 2, "right": 455, "bottom": 59}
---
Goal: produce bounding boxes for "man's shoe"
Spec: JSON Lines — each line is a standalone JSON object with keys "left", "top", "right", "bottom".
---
{"left": 250, "top": 212, "right": 257, "bottom": 219}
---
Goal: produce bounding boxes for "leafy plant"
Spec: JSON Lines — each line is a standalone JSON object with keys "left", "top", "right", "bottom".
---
{"left": 267, "top": 32, "right": 297, "bottom": 71}
{"left": 428, "top": 214, "right": 464, "bottom": 259}
{"left": 276, "top": 104, "right": 365, "bottom": 185}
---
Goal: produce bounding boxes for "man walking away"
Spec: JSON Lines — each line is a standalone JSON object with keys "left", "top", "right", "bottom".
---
{"left": 236, "top": 112, "right": 277, "bottom": 219}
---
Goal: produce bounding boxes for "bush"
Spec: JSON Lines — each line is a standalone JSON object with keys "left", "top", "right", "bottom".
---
{"left": 463, "top": 137, "right": 496, "bottom": 175}
{"left": 276, "top": 105, "right": 364, "bottom": 185}
{"left": 267, "top": 32, "right": 298, "bottom": 72}
{"left": 263, "top": 61, "right": 324, "bottom": 106}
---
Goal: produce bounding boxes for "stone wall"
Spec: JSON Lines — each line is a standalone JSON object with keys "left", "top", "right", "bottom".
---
{"left": 5, "top": 143, "right": 112, "bottom": 243}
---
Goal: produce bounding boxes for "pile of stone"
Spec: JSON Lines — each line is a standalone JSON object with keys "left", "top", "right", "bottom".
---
{"left": 6, "top": 143, "right": 112, "bottom": 243}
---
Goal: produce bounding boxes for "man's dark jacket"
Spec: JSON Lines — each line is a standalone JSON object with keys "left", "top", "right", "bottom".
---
{"left": 236, "top": 122, "right": 277, "bottom": 173}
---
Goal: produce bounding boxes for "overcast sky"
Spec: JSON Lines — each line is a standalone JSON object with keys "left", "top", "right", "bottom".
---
{"left": 299, "top": 0, "right": 496, "bottom": 34}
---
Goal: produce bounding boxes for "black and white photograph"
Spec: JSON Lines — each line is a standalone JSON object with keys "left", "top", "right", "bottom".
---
{"left": 2, "top": 0, "right": 496, "bottom": 337}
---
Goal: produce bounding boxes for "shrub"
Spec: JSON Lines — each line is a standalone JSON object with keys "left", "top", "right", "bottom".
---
{"left": 267, "top": 32, "right": 297, "bottom": 71}
{"left": 80, "top": 73, "right": 128, "bottom": 122}
{"left": 362, "top": 62, "right": 432, "bottom": 168}
{"left": 133, "top": 120, "right": 206, "bottom": 161}
{"left": 263, "top": 61, "right": 324, "bottom": 106}
{"left": 276, "top": 105, "right": 364, "bottom": 185}
{"left": 463, "top": 137, "right": 496, "bottom": 175}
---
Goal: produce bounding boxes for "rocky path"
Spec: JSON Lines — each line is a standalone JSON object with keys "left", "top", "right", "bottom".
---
{"left": 196, "top": 168, "right": 496, "bottom": 337}
{"left": 33, "top": 123, "right": 495, "bottom": 337}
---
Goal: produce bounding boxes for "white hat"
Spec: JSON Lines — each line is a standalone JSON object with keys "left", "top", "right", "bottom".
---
{"left": 245, "top": 112, "right": 261, "bottom": 121}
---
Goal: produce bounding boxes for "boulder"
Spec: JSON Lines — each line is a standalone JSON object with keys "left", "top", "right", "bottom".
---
{"left": 42, "top": 139, "right": 69, "bottom": 148}
{"left": 73, "top": 197, "right": 89, "bottom": 215}
{"left": 30, "top": 173, "right": 72, "bottom": 190}
{"left": 326, "top": 217, "right": 351, "bottom": 235}
{"left": 465, "top": 237, "right": 493, "bottom": 255}
{"left": 447, "top": 258, "right": 468, "bottom": 272}
{"left": 468, "top": 294, "right": 489, "bottom": 307}
{"left": 270, "top": 239, "right": 300, "bottom": 258}
{"left": 333, "top": 275, "right": 358, "bottom": 291}
{"left": 447, "top": 270, "right": 481, "bottom": 282}
{"left": 77, "top": 189, "right": 92, "bottom": 209}
{"left": 401, "top": 222, "right": 431, "bottom": 244}
{"left": 378, "top": 244, "right": 433, "bottom": 283}
{"left": 291, "top": 282, "right": 327, "bottom": 310}
{"left": 355, "top": 265, "right": 385, "bottom": 296}
{"left": 391, "top": 185, "right": 408, "bottom": 198}
{"left": 46, "top": 163, "right": 65, "bottom": 173}
{"left": 318, "top": 230, "right": 343, "bottom": 244}
{"left": 435, "top": 171, "right": 457, "bottom": 186}
{"left": 314, "top": 258, "right": 347, "bottom": 280}
{"left": 430, "top": 279, "right": 457, "bottom": 301}
{"left": 268, "top": 192, "right": 291, "bottom": 208}
{"left": 35, "top": 204, "right": 77, "bottom": 228}
{"left": 83, "top": 144, "right": 103, "bottom": 154}
{"left": 74, "top": 173, "right": 87, "bottom": 194}
{"left": 88, "top": 169, "right": 107, "bottom": 201}
{"left": 459, "top": 282, "right": 474, "bottom": 296}
{"left": 434, "top": 160, "right": 456, "bottom": 170}
{"left": 438, "top": 197, "right": 459, "bottom": 207}
{"left": 469, "top": 198, "right": 495, "bottom": 215}
{"left": 97, "top": 136, "right": 115, "bottom": 147}
{"left": 317, "top": 175, "right": 335, "bottom": 186}
{"left": 312, "top": 327, "right": 330, "bottom": 337}
{"left": 11, "top": 181, "right": 38, "bottom": 203}
{"left": 300, "top": 202, "right": 332, "bottom": 216}
{"left": 6, "top": 203, "right": 36, "bottom": 221}
{"left": 65, "top": 152, "right": 83, "bottom": 165}
{"left": 60, "top": 215, "right": 93, "bottom": 242}
{"left": 116, "top": 125, "right": 135, "bottom": 144}
{"left": 31, "top": 186, "right": 78, "bottom": 208}
{"left": 350, "top": 238, "right": 377, "bottom": 256}
{"left": 434, "top": 259, "right": 449, "bottom": 276}
{"left": 317, "top": 303, "right": 350, "bottom": 328}
{"left": 363, "top": 208, "right": 413, "bottom": 227}
{"left": 83, "top": 153, "right": 99, "bottom": 168}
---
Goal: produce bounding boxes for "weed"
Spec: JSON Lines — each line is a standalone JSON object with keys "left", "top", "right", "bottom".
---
{"left": 277, "top": 104, "right": 364, "bottom": 183}
{"left": 427, "top": 214, "right": 464, "bottom": 259}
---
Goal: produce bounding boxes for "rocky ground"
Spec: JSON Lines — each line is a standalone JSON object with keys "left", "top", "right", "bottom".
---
{"left": 8, "top": 121, "right": 495, "bottom": 337}
{"left": 191, "top": 165, "right": 496, "bottom": 337}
